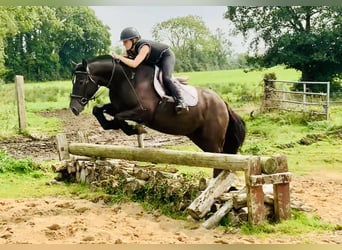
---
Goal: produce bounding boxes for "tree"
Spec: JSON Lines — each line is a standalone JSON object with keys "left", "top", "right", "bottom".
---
{"left": 152, "top": 15, "right": 232, "bottom": 72}
{"left": 55, "top": 6, "right": 111, "bottom": 79}
{"left": 0, "top": 7, "right": 18, "bottom": 81}
{"left": 2, "top": 6, "right": 111, "bottom": 82}
{"left": 224, "top": 6, "right": 342, "bottom": 92}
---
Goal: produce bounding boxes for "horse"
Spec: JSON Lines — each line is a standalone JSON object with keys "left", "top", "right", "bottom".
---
{"left": 69, "top": 55, "right": 246, "bottom": 177}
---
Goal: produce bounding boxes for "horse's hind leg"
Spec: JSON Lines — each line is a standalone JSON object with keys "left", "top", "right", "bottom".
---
{"left": 188, "top": 111, "right": 229, "bottom": 177}
{"left": 188, "top": 124, "right": 227, "bottom": 178}
{"left": 92, "top": 104, "right": 146, "bottom": 135}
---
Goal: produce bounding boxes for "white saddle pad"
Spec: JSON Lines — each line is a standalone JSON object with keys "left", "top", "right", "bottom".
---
{"left": 153, "top": 67, "right": 198, "bottom": 106}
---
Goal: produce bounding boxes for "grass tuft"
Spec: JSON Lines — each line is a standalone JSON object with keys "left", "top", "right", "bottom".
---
{"left": 0, "top": 149, "right": 39, "bottom": 174}
{"left": 240, "top": 210, "right": 336, "bottom": 236}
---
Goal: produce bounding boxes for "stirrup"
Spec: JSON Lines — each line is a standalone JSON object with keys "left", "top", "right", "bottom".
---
{"left": 175, "top": 101, "right": 189, "bottom": 114}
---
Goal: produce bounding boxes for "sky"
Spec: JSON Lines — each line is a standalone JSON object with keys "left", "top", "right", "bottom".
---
{"left": 90, "top": 6, "right": 249, "bottom": 54}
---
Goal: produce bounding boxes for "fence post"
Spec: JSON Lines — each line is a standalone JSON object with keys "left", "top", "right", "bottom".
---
{"left": 245, "top": 156, "right": 264, "bottom": 224}
{"left": 273, "top": 154, "right": 291, "bottom": 221}
{"left": 326, "top": 82, "right": 330, "bottom": 120}
{"left": 55, "top": 133, "right": 70, "bottom": 161}
{"left": 137, "top": 134, "right": 144, "bottom": 148}
{"left": 302, "top": 83, "right": 307, "bottom": 112}
{"left": 262, "top": 78, "right": 275, "bottom": 112}
{"left": 15, "top": 75, "right": 26, "bottom": 133}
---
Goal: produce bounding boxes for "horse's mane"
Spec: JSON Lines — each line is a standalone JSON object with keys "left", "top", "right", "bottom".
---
{"left": 85, "top": 54, "right": 154, "bottom": 74}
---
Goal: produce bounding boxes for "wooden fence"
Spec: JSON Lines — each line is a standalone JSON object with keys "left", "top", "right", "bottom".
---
{"left": 262, "top": 79, "right": 330, "bottom": 119}
{"left": 55, "top": 133, "right": 291, "bottom": 225}
{"left": 15, "top": 75, "right": 26, "bottom": 132}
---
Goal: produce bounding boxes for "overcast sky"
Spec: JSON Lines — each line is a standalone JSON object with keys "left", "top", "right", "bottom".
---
{"left": 90, "top": 6, "right": 249, "bottom": 54}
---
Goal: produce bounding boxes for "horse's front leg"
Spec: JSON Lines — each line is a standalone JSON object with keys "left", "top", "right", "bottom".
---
{"left": 92, "top": 104, "right": 119, "bottom": 130}
{"left": 115, "top": 106, "right": 151, "bottom": 123}
{"left": 92, "top": 104, "right": 146, "bottom": 135}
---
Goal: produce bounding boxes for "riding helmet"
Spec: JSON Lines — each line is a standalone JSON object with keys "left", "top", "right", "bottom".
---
{"left": 120, "top": 27, "right": 141, "bottom": 41}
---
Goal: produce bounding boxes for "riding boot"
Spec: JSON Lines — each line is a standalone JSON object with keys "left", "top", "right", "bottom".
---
{"left": 175, "top": 97, "right": 188, "bottom": 114}
{"left": 171, "top": 84, "right": 188, "bottom": 114}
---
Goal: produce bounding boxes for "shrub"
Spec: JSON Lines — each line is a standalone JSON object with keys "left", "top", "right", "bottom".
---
{"left": 0, "top": 149, "right": 38, "bottom": 174}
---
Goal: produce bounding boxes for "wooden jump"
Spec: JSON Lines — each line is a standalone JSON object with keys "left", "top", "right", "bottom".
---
{"left": 56, "top": 133, "right": 291, "bottom": 224}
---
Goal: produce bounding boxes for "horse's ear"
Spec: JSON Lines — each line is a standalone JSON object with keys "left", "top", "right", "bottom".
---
{"left": 82, "top": 59, "right": 87, "bottom": 67}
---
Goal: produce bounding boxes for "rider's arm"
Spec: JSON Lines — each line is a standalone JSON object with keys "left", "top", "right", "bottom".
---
{"left": 114, "top": 45, "right": 150, "bottom": 68}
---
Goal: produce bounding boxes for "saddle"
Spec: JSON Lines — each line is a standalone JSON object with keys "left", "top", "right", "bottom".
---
{"left": 153, "top": 66, "right": 198, "bottom": 106}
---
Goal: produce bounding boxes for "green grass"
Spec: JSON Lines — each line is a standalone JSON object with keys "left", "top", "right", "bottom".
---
{"left": 0, "top": 80, "right": 109, "bottom": 138}
{"left": 177, "top": 65, "right": 301, "bottom": 87}
{"left": 0, "top": 171, "right": 86, "bottom": 198}
{"left": 26, "top": 112, "right": 63, "bottom": 135}
{"left": 0, "top": 150, "right": 102, "bottom": 198}
{"left": 239, "top": 210, "right": 337, "bottom": 237}
{"left": 175, "top": 65, "right": 301, "bottom": 103}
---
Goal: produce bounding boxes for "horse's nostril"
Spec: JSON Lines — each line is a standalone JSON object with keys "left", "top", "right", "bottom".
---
{"left": 71, "top": 107, "right": 79, "bottom": 116}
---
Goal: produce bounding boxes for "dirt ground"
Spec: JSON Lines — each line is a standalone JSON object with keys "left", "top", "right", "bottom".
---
{"left": 0, "top": 109, "right": 341, "bottom": 244}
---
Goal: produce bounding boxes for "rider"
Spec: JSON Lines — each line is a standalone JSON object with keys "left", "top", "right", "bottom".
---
{"left": 111, "top": 27, "right": 188, "bottom": 114}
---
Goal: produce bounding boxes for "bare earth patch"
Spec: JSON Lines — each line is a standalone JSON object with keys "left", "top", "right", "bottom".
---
{"left": 0, "top": 109, "right": 341, "bottom": 244}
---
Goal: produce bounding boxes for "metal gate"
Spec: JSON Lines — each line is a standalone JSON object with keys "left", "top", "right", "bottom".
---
{"left": 262, "top": 79, "right": 330, "bottom": 119}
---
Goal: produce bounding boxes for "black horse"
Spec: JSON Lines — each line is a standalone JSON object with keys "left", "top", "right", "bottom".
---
{"left": 69, "top": 55, "right": 246, "bottom": 177}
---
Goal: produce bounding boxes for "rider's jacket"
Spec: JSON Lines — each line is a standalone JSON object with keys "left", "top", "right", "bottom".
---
{"left": 126, "top": 39, "right": 169, "bottom": 65}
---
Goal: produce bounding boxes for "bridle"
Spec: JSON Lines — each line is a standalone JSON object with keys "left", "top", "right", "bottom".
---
{"left": 70, "top": 70, "right": 97, "bottom": 105}
{"left": 70, "top": 59, "right": 116, "bottom": 105}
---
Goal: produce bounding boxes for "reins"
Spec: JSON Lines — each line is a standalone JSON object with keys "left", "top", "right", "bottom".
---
{"left": 117, "top": 62, "right": 145, "bottom": 111}
{"left": 107, "top": 58, "right": 116, "bottom": 87}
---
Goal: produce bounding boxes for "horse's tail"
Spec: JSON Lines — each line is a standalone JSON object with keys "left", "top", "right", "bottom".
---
{"left": 223, "top": 103, "right": 246, "bottom": 154}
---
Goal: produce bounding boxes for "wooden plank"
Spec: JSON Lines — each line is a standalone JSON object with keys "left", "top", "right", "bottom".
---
{"left": 233, "top": 192, "right": 247, "bottom": 209}
{"left": 58, "top": 134, "right": 277, "bottom": 172}
{"left": 55, "top": 134, "right": 70, "bottom": 161}
{"left": 137, "top": 134, "right": 144, "bottom": 148}
{"left": 245, "top": 156, "right": 264, "bottom": 224}
{"left": 250, "top": 172, "right": 292, "bottom": 186}
{"left": 187, "top": 171, "right": 235, "bottom": 219}
{"left": 260, "top": 156, "right": 277, "bottom": 174}
{"left": 68, "top": 142, "right": 252, "bottom": 171}
{"left": 15, "top": 75, "right": 26, "bottom": 133}
{"left": 273, "top": 154, "right": 291, "bottom": 221}
{"left": 202, "top": 199, "right": 234, "bottom": 229}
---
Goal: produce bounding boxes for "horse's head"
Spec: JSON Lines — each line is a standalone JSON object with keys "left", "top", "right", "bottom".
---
{"left": 69, "top": 55, "right": 147, "bottom": 116}
{"left": 69, "top": 59, "right": 100, "bottom": 116}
